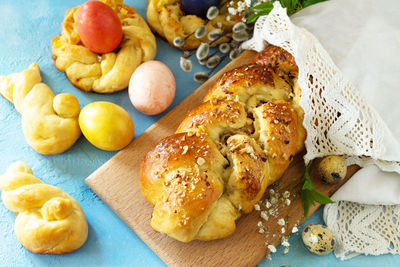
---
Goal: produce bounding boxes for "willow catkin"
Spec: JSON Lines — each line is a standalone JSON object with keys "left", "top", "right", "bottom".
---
{"left": 196, "top": 43, "right": 210, "bottom": 60}
{"left": 195, "top": 25, "right": 207, "bottom": 39}
{"left": 173, "top": 37, "right": 185, "bottom": 47}
{"left": 206, "top": 6, "right": 219, "bottom": 20}
{"left": 194, "top": 72, "right": 209, "bottom": 83}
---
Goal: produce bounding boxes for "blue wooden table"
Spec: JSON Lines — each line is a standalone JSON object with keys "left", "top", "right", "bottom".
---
{"left": 0, "top": 1, "right": 399, "bottom": 266}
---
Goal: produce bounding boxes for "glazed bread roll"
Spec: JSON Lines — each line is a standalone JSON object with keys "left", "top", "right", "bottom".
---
{"left": 52, "top": 0, "right": 156, "bottom": 93}
{"left": 0, "top": 162, "right": 88, "bottom": 254}
{"left": 140, "top": 46, "right": 306, "bottom": 242}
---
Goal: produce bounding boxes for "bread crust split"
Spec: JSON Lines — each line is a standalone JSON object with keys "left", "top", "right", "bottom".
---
{"left": 140, "top": 45, "right": 306, "bottom": 242}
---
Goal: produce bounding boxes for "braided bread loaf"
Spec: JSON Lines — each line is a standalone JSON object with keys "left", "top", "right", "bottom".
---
{"left": 51, "top": 0, "right": 156, "bottom": 93}
{"left": 140, "top": 46, "right": 306, "bottom": 242}
{"left": 0, "top": 64, "right": 81, "bottom": 155}
{"left": 147, "top": 0, "right": 242, "bottom": 50}
{"left": 0, "top": 162, "right": 88, "bottom": 254}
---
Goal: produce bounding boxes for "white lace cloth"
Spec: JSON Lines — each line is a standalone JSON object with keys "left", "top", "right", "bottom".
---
{"left": 243, "top": 0, "right": 400, "bottom": 260}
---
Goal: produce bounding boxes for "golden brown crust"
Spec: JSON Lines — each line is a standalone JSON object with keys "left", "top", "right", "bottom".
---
{"left": 140, "top": 45, "right": 306, "bottom": 242}
{"left": 51, "top": 0, "right": 156, "bottom": 93}
{"left": 147, "top": 0, "right": 241, "bottom": 50}
{"left": 253, "top": 45, "right": 298, "bottom": 75}
{"left": 140, "top": 132, "right": 227, "bottom": 205}
{"left": 0, "top": 162, "right": 88, "bottom": 254}
{"left": 176, "top": 99, "right": 248, "bottom": 140}
{"left": 226, "top": 134, "right": 269, "bottom": 213}
{"left": 151, "top": 168, "right": 223, "bottom": 242}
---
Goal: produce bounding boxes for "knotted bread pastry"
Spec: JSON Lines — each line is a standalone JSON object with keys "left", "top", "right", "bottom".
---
{"left": 147, "top": 0, "right": 241, "bottom": 50}
{"left": 0, "top": 162, "right": 88, "bottom": 254}
{"left": 0, "top": 64, "right": 81, "bottom": 155}
{"left": 140, "top": 46, "right": 306, "bottom": 242}
{"left": 52, "top": 0, "right": 157, "bottom": 93}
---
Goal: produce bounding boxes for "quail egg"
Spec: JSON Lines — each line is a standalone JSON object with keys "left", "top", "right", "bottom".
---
{"left": 318, "top": 155, "right": 347, "bottom": 184}
{"left": 302, "top": 224, "right": 336, "bottom": 255}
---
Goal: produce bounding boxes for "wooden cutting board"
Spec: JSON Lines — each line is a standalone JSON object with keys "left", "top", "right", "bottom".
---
{"left": 86, "top": 50, "right": 359, "bottom": 267}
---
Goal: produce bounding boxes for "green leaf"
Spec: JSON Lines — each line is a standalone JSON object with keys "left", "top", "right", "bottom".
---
{"left": 251, "top": 2, "right": 274, "bottom": 10}
{"left": 301, "top": 190, "right": 313, "bottom": 220}
{"left": 301, "top": 160, "right": 335, "bottom": 218}
{"left": 246, "top": 0, "right": 330, "bottom": 24}
{"left": 302, "top": 161, "right": 315, "bottom": 190}
{"left": 280, "top": 0, "right": 303, "bottom": 16}
{"left": 246, "top": 10, "right": 272, "bottom": 24}
{"left": 301, "top": 0, "right": 328, "bottom": 8}
{"left": 310, "top": 190, "right": 335, "bottom": 204}
{"left": 247, "top": 13, "right": 259, "bottom": 24}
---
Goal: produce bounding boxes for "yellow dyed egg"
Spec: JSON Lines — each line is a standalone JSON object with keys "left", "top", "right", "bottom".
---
{"left": 79, "top": 102, "right": 134, "bottom": 151}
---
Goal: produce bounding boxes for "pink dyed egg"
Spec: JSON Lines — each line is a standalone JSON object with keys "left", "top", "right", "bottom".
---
{"left": 129, "top": 61, "right": 176, "bottom": 115}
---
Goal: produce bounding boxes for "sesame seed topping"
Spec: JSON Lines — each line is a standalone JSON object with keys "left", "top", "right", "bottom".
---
{"left": 182, "top": 146, "right": 188, "bottom": 155}
{"left": 197, "top": 157, "right": 205, "bottom": 165}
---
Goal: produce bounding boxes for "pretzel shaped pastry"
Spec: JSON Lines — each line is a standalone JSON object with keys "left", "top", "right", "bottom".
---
{"left": 0, "top": 64, "right": 81, "bottom": 155}
{"left": 52, "top": 0, "right": 156, "bottom": 93}
{"left": 147, "top": 0, "right": 242, "bottom": 50}
{"left": 140, "top": 46, "right": 306, "bottom": 242}
{"left": 0, "top": 162, "right": 88, "bottom": 254}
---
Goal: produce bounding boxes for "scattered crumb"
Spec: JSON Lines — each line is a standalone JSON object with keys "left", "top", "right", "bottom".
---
{"left": 261, "top": 211, "right": 269, "bottom": 221}
{"left": 283, "top": 191, "right": 290, "bottom": 198}
{"left": 268, "top": 245, "right": 277, "bottom": 253}
{"left": 283, "top": 246, "right": 290, "bottom": 255}
{"left": 269, "top": 189, "right": 275, "bottom": 195}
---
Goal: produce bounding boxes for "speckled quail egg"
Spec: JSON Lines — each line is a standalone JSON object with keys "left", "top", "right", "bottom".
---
{"left": 302, "top": 224, "right": 336, "bottom": 255}
{"left": 318, "top": 155, "right": 347, "bottom": 184}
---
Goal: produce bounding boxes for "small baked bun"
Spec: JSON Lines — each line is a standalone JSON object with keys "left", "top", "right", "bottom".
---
{"left": 51, "top": 0, "right": 156, "bottom": 93}
{"left": 0, "top": 162, "right": 88, "bottom": 254}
